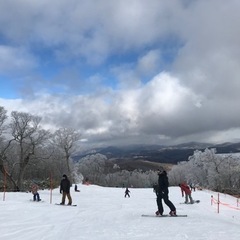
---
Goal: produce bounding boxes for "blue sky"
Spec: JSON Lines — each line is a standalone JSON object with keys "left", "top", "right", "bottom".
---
{"left": 0, "top": 80, "right": 14, "bottom": 98}
{"left": 1, "top": 0, "right": 240, "bottom": 148}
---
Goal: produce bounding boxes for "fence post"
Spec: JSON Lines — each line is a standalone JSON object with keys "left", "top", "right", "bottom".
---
{"left": 3, "top": 168, "right": 7, "bottom": 201}
{"left": 50, "top": 173, "right": 53, "bottom": 204}
{"left": 217, "top": 193, "right": 220, "bottom": 213}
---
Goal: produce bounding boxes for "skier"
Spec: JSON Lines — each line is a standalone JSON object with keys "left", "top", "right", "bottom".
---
{"left": 155, "top": 169, "right": 176, "bottom": 216}
{"left": 31, "top": 183, "right": 41, "bottom": 201}
{"left": 125, "top": 188, "right": 130, "bottom": 198}
{"left": 60, "top": 174, "right": 72, "bottom": 205}
{"left": 179, "top": 182, "right": 194, "bottom": 204}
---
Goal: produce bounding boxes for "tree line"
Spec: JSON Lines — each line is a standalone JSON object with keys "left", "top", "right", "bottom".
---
{"left": 0, "top": 106, "right": 80, "bottom": 191}
{"left": 73, "top": 148, "right": 240, "bottom": 195}
{"left": 73, "top": 153, "right": 158, "bottom": 188}
{"left": 169, "top": 148, "right": 240, "bottom": 194}
{"left": 1, "top": 105, "right": 240, "bottom": 194}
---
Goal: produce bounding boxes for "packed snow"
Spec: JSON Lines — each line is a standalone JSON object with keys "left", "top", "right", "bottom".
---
{"left": 1, "top": 184, "right": 240, "bottom": 240}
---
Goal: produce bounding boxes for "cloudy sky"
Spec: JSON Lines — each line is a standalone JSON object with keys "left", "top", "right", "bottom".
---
{"left": 1, "top": 0, "right": 240, "bottom": 148}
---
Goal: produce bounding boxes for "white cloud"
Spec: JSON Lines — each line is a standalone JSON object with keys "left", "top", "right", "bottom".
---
{"left": 0, "top": 72, "right": 203, "bottom": 145}
{"left": 137, "top": 50, "right": 162, "bottom": 76}
{"left": 1, "top": 0, "right": 240, "bottom": 146}
{"left": 0, "top": 46, "right": 37, "bottom": 74}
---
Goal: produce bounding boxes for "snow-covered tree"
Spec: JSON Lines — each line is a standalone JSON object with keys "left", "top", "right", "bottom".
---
{"left": 169, "top": 148, "right": 240, "bottom": 192}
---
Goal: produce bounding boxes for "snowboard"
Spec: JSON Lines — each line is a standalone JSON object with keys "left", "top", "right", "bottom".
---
{"left": 55, "top": 203, "right": 77, "bottom": 207}
{"left": 30, "top": 199, "right": 44, "bottom": 202}
{"left": 180, "top": 200, "right": 200, "bottom": 204}
{"left": 142, "top": 214, "right": 187, "bottom": 218}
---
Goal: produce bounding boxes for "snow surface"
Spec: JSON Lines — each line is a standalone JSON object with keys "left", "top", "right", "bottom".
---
{"left": 1, "top": 184, "right": 240, "bottom": 240}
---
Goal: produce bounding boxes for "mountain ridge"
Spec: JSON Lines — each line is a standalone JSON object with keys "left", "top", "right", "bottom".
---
{"left": 73, "top": 141, "right": 240, "bottom": 164}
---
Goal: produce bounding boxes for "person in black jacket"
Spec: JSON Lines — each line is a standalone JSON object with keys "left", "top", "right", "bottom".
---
{"left": 60, "top": 174, "right": 72, "bottom": 205}
{"left": 124, "top": 188, "right": 130, "bottom": 198}
{"left": 155, "top": 169, "right": 176, "bottom": 216}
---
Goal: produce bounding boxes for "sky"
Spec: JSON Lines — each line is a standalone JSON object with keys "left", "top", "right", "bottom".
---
{"left": 1, "top": 0, "right": 240, "bottom": 148}
{"left": 1, "top": 184, "right": 240, "bottom": 240}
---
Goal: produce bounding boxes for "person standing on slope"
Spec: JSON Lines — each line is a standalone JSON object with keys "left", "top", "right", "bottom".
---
{"left": 155, "top": 169, "right": 176, "bottom": 216}
{"left": 124, "top": 188, "right": 130, "bottom": 197}
{"left": 60, "top": 174, "right": 72, "bottom": 205}
{"left": 179, "top": 182, "right": 194, "bottom": 204}
{"left": 31, "top": 183, "right": 41, "bottom": 201}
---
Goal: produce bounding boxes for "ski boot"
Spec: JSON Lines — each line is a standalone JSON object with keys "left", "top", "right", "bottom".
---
{"left": 155, "top": 210, "right": 162, "bottom": 216}
{"left": 169, "top": 210, "right": 177, "bottom": 216}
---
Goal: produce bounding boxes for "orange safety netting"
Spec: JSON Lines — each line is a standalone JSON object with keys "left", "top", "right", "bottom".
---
{"left": 211, "top": 196, "right": 240, "bottom": 210}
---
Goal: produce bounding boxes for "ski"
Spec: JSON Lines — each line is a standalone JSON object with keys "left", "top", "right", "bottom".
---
{"left": 55, "top": 203, "right": 77, "bottom": 207}
{"left": 142, "top": 214, "right": 187, "bottom": 217}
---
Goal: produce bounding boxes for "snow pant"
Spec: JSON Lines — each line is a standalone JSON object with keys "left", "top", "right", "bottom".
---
{"left": 61, "top": 192, "right": 72, "bottom": 205}
{"left": 125, "top": 193, "right": 130, "bottom": 198}
{"left": 156, "top": 192, "right": 176, "bottom": 214}
{"left": 185, "top": 194, "right": 194, "bottom": 204}
{"left": 33, "top": 193, "right": 40, "bottom": 201}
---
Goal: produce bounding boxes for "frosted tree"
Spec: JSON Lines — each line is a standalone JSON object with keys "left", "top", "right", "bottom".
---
{"left": 168, "top": 162, "right": 189, "bottom": 185}
{"left": 216, "top": 154, "right": 240, "bottom": 190}
{"left": 0, "top": 111, "right": 50, "bottom": 190}
{"left": 0, "top": 106, "right": 13, "bottom": 186}
{"left": 181, "top": 149, "right": 212, "bottom": 188}
{"left": 170, "top": 148, "right": 240, "bottom": 192}
{"left": 74, "top": 153, "right": 107, "bottom": 184}
{"left": 52, "top": 128, "right": 81, "bottom": 182}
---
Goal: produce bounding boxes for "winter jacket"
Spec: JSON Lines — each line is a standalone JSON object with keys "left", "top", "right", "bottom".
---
{"left": 125, "top": 188, "right": 130, "bottom": 194}
{"left": 31, "top": 184, "right": 39, "bottom": 194}
{"left": 158, "top": 171, "right": 169, "bottom": 195}
{"left": 60, "top": 176, "right": 71, "bottom": 194}
{"left": 179, "top": 183, "right": 191, "bottom": 196}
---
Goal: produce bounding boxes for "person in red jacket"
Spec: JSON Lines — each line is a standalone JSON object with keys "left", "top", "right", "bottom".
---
{"left": 179, "top": 182, "right": 194, "bottom": 204}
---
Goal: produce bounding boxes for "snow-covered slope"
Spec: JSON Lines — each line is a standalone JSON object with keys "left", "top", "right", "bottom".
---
{"left": 1, "top": 185, "right": 240, "bottom": 240}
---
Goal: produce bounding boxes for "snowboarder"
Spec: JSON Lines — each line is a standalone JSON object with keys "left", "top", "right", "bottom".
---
{"left": 31, "top": 183, "right": 41, "bottom": 201}
{"left": 179, "top": 182, "right": 194, "bottom": 204}
{"left": 125, "top": 188, "right": 130, "bottom": 197}
{"left": 60, "top": 174, "right": 72, "bottom": 205}
{"left": 155, "top": 169, "right": 176, "bottom": 216}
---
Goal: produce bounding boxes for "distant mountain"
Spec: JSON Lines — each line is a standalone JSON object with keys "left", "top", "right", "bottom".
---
{"left": 72, "top": 142, "right": 240, "bottom": 165}
{"left": 213, "top": 142, "right": 240, "bottom": 153}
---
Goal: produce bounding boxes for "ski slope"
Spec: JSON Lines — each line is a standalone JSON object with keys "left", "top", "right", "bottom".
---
{"left": 1, "top": 184, "right": 240, "bottom": 240}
